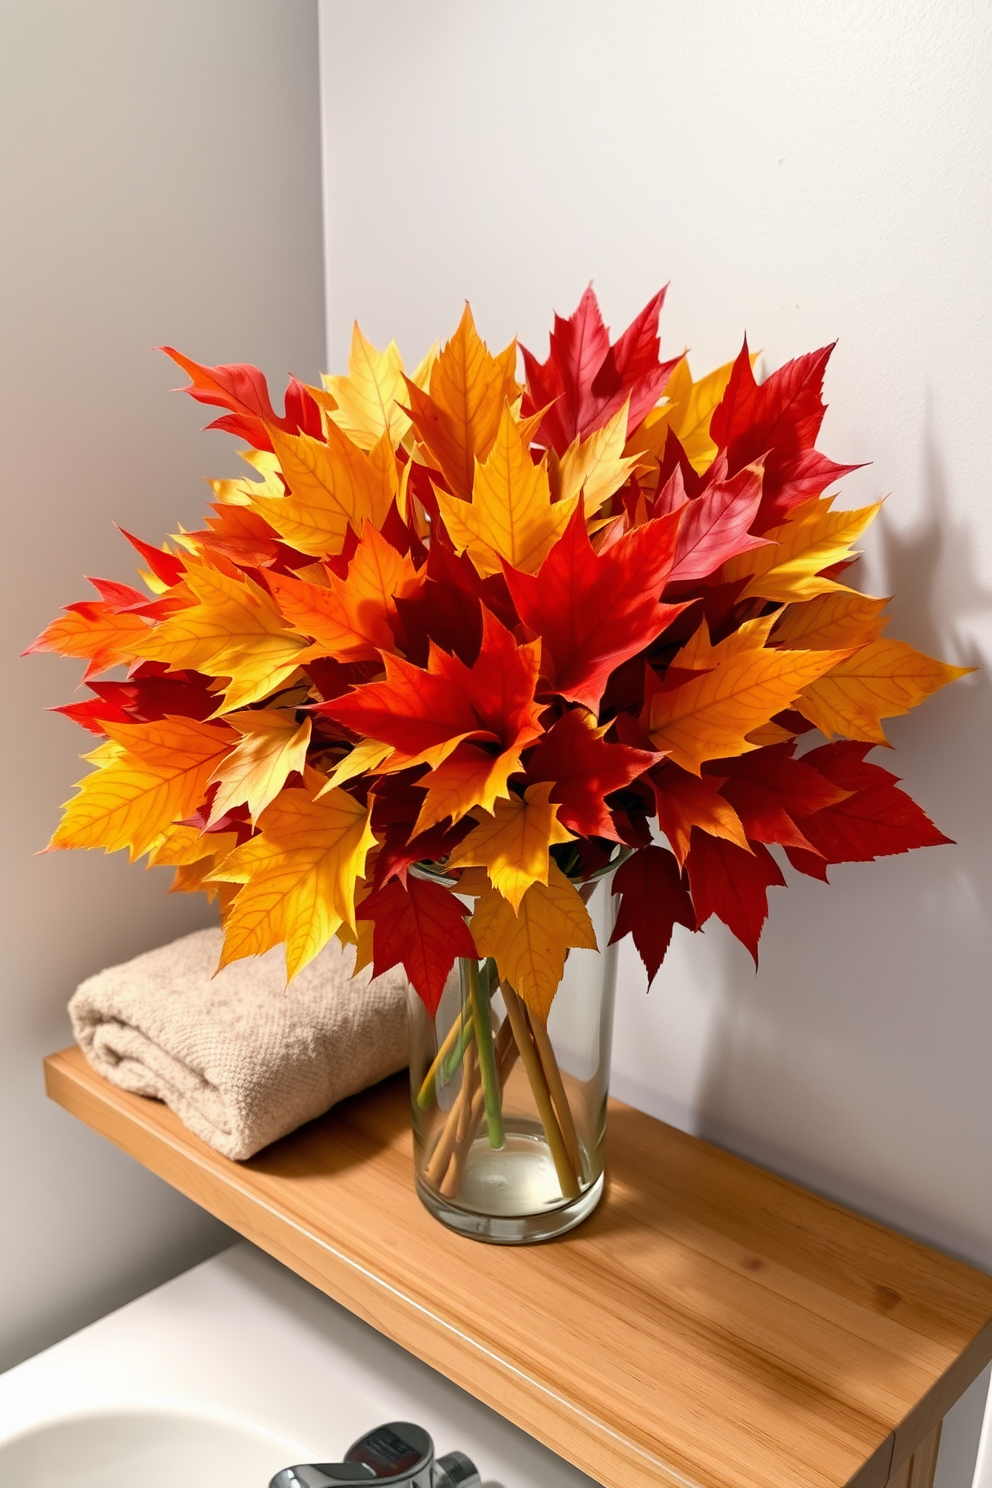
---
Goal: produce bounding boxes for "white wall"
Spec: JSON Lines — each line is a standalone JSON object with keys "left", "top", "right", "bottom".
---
{"left": 0, "top": 0, "right": 325, "bottom": 1371}
{"left": 319, "top": 3, "right": 992, "bottom": 1480}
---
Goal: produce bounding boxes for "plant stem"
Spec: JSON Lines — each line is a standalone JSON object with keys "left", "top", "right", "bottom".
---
{"left": 426, "top": 1018, "right": 517, "bottom": 1194}
{"left": 464, "top": 958, "right": 504, "bottom": 1150}
{"left": 527, "top": 1006, "right": 584, "bottom": 1183}
{"left": 425, "top": 1044, "right": 478, "bottom": 1188}
{"left": 440, "top": 1041, "right": 477, "bottom": 1198}
{"left": 443, "top": 1021, "right": 519, "bottom": 1197}
{"left": 440, "top": 1011, "right": 476, "bottom": 1086}
{"left": 500, "top": 981, "right": 580, "bottom": 1201}
{"left": 416, "top": 1000, "right": 474, "bottom": 1110}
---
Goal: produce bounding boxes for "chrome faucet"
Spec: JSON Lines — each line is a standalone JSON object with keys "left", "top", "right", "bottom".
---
{"left": 269, "top": 1421, "right": 481, "bottom": 1488}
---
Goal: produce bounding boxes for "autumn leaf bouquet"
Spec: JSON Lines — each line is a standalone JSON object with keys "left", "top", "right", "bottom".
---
{"left": 32, "top": 286, "right": 968, "bottom": 1240}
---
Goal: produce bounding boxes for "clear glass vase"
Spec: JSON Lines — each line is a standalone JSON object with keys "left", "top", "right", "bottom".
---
{"left": 407, "top": 872, "right": 618, "bottom": 1244}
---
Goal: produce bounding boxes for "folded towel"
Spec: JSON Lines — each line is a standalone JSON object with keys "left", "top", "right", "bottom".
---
{"left": 69, "top": 927, "right": 409, "bottom": 1160}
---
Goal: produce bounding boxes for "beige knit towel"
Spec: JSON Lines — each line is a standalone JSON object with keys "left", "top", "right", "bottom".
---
{"left": 69, "top": 927, "right": 410, "bottom": 1160}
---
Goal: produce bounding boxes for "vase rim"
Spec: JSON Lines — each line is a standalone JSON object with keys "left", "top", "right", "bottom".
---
{"left": 408, "top": 844, "right": 633, "bottom": 892}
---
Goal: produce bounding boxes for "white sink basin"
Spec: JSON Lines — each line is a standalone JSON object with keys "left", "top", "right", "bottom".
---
{"left": 0, "top": 1243, "right": 601, "bottom": 1488}
{"left": 0, "top": 1408, "right": 301, "bottom": 1487}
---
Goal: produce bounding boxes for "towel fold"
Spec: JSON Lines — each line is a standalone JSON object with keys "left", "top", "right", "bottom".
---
{"left": 69, "top": 927, "right": 410, "bottom": 1160}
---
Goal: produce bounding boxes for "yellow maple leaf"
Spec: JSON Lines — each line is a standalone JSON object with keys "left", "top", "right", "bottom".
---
{"left": 744, "top": 720, "right": 799, "bottom": 747}
{"left": 446, "top": 781, "right": 575, "bottom": 911}
{"left": 268, "top": 522, "right": 420, "bottom": 665}
{"left": 49, "top": 717, "right": 235, "bottom": 861}
{"left": 170, "top": 851, "right": 238, "bottom": 900}
{"left": 557, "top": 401, "right": 639, "bottom": 515}
{"left": 209, "top": 769, "right": 376, "bottom": 981}
{"left": 796, "top": 639, "right": 974, "bottom": 744}
{"left": 647, "top": 618, "right": 850, "bottom": 774}
{"left": 675, "top": 610, "right": 776, "bottom": 670}
{"left": 722, "top": 496, "right": 883, "bottom": 604}
{"left": 253, "top": 419, "right": 394, "bottom": 557}
{"left": 321, "top": 323, "right": 416, "bottom": 451}
{"left": 149, "top": 821, "right": 239, "bottom": 900}
{"left": 322, "top": 739, "right": 393, "bottom": 791}
{"left": 146, "top": 821, "right": 238, "bottom": 870}
{"left": 207, "top": 709, "right": 312, "bottom": 825}
{"left": 772, "top": 590, "right": 890, "bottom": 649}
{"left": 435, "top": 402, "right": 578, "bottom": 576}
{"left": 146, "top": 563, "right": 308, "bottom": 711}
{"left": 625, "top": 353, "right": 742, "bottom": 472}
{"left": 337, "top": 875, "right": 377, "bottom": 973}
{"left": 470, "top": 864, "right": 597, "bottom": 1024}
{"left": 209, "top": 449, "right": 284, "bottom": 508}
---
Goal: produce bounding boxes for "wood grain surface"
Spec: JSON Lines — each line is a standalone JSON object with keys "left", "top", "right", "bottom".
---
{"left": 45, "top": 1046, "right": 992, "bottom": 1488}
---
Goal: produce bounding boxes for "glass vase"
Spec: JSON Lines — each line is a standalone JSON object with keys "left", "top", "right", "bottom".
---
{"left": 407, "top": 872, "right": 618, "bottom": 1244}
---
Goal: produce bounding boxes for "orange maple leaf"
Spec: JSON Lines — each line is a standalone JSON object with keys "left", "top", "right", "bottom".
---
{"left": 49, "top": 716, "right": 235, "bottom": 861}
{"left": 796, "top": 639, "right": 974, "bottom": 743}
{"left": 269, "top": 524, "right": 421, "bottom": 666}
{"left": 646, "top": 618, "right": 850, "bottom": 774}
{"left": 25, "top": 602, "right": 150, "bottom": 680}
{"left": 651, "top": 762, "right": 752, "bottom": 866}
{"left": 469, "top": 864, "right": 597, "bottom": 1024}
{"left": 403, "top": 305, "right": 519, "bottom": 499}
{"left": 446, "top": 782, "right": 575, "bottom": 911}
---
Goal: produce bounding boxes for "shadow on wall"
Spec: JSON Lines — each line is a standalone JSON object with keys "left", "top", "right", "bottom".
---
{"left": 686, "top": 401, "right": 992, "bottom": 1266}
{"left": 879, "top": 400, "right": 992, "bottom": 662}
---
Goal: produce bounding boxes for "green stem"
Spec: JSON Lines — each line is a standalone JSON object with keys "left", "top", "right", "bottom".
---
{"left": 440, "top": 1010, "right": 476, "bottom": 1087}
{"left": 464, "top": 958, "right": 504, "bottom": 1150}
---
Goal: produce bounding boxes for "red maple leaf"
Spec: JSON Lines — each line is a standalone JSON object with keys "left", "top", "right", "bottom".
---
{"left": 505, "top": 505, "right": 686, "bottom": 711}
{"left": 51, "top": 696, "right": 130, "bottom": 734}
{"left": 373, "top": 817, "right": 474, "bottom": 889}
{"left": 52, "top": 668, "right": 222, "bottom": 735}
{"left": 392, "top": 541, "right": 486, "bottom": 667}
{"left": 84, "top": 576, "right": 153, "bottom": 612}
{"left": 711, "top": 743, "right": 850, "bottom": 854}
{"left": 610, "top": 845, "right": 697, "bottom": 985}
{"left": 709, "top": 340, "right": 861, "bottom": 530}
{"left": 784, "top": 742, "right": 952, "bottom": 879}
{"left": 665, "top": 464, "right": 770, "bottom": 586}
{"left": 685, "top": 832, "right": 786, "bottom": 965}
{"left": 525, "top": 708, "right": 660, "bottom": 840}
{"left": 357, "top": 875, "right": 477, "bottom": 1014}
{"left": 116, "top": 526, "right": 186, "bottom": 588}
{"left": 521, "top": 286, "right": 682, "bottom": 453}
{"left": 322, "top": 607, "right": 543, "bottom": 772}
{"left": 653, "top": 430, "right": 710, "bottom": 504}
{"left": 160, "top": 348, "right": 321, "bottom": 452}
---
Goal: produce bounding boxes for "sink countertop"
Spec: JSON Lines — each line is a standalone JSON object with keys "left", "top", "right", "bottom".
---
{"left": 0, "top": 1242, "right": 599, "bottom": 1488}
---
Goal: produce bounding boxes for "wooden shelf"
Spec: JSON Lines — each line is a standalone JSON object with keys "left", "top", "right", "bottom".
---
{"left": 46, "top": 1045, "right": 992, "bottom": 1488}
